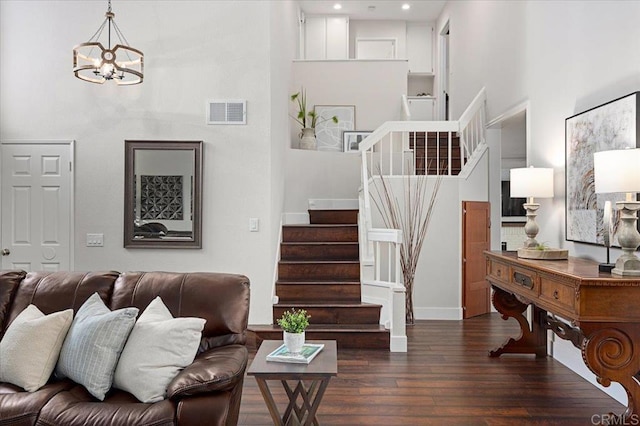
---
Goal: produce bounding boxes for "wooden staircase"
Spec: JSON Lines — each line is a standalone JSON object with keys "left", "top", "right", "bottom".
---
{"left": 410, "top": 131, "right": 465, "bottom": 175}
{"left": 250, "top": 209, "right": 389, "bottom": 349}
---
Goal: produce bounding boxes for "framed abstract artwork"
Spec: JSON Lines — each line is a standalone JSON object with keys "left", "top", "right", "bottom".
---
{"left": 343, "top": 131, "right": 372, "bottom": 153}
{"left": 314, "top": 105, "right": 355, "bottom": 152}
{"left": 565, "top": 92, "right": 640, "bottom": 246}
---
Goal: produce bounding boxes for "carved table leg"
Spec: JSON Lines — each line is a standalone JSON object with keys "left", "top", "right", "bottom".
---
{"left": 489, "top": 286, "right": 547, "bottom": 358}
{"left": 582, "top": 324, "right": 640, "bottom": 422}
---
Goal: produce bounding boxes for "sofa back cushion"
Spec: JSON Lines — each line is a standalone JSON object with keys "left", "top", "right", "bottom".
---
{"left": 0, "top": 270, "right": 26, "bottom": 339}
{"left": 111, "top": 272, "right": 250, "bottom": 351}
{"left": 4, "top": 271, "right": 120, "bottom": 330}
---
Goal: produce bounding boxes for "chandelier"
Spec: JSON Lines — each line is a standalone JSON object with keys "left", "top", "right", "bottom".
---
{"left": 72, "top": 0, "right": 144, "bottom": 85}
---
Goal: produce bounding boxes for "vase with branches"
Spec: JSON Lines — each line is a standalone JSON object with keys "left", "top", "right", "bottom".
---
{"left": 290, "top": 88, "right": 338, "bottom": 150}
{"left": 370, "top": 164, "right": 443, "bottom": 325}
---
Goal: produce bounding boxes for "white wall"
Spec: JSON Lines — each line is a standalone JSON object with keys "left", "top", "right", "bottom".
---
{"left": 349, "top": 20, "right": 407, "bottom": 59}
{"left": 0, "top": 0, "right": 298, "bottom": 325}
{"left": 284, "top": 149, "right": 360, "bottom": 214}
{"left": 290, "top": 59, "right": 408, "bottom": 147}
{"left": 440, "top": 0, "right": 640, "bottom": 403}
{"left": 369, "top": 176, "right": 462, "bottom": 320}
{"left": 269, "top": 1, "right": 299, "bottom": 314}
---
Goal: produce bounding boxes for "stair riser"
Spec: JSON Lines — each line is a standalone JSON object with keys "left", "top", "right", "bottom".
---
{"left": 279, "top": 263, "right": 360, "bottom": 281}
{"left": 273, "top": 305, "right": 380, "bottom": 324}
{"left": 418, "top": 148, "right": 463, "bottom": 157}
{"left": 276, "top": 284, "right": 361, "bottom": 303}
{"left": 281, "top": 244, "right": 359, "bottom": 261}
{"left": 283, "top": 226, "right": 358, "bottom": 242}
{"left": 416, "top": 160, "right": 463, "bottom": 169}
{"left": 309, "top": 210, "right": 358, "bottom": 225}
{"left": 253, "top": 330, "right": 389, "bottom": 349}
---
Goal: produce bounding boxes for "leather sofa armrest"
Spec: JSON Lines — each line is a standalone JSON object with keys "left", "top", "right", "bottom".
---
{"left": 166, "top": 344, "right": 248, "bottom": 399}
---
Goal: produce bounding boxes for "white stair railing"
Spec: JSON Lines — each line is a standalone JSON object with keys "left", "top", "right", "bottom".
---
{"left": 359, "top": 87, "right": 487, "bottom": 352}
{"left": 363, "top": 228, "right": 406, "bottom": 352}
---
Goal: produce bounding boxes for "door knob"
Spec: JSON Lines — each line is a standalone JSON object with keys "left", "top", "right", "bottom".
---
{"left": 1, "top": 249, "right": 10, "bottom": 256}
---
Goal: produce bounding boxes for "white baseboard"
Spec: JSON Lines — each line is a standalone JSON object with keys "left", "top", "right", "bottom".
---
{"left": 414, "top": 307, "right": 463, "bottom": 320}
{"left": 390, "top": 336, "right": 407, "bottom": 352}
{"left": 282, "top": 212, "right": 309, "bottom": 225}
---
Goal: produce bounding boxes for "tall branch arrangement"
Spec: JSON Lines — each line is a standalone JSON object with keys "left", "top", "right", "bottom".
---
{"left": 371, "top": 166, "right": 443, "bottom": 324}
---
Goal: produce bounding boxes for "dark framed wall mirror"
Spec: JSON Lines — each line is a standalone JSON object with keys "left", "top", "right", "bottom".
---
{"left": 124, "top": 140, "right": 203, "bottom": 248}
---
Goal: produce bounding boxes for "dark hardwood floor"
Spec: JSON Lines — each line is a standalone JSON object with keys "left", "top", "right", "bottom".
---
{"left": 239, "top": 313, "right": 624, "bottom": 425}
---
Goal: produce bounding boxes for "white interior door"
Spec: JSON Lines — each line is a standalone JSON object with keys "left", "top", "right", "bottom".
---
{"left": 1, "top": 141, "right": 74, "bottom": 271}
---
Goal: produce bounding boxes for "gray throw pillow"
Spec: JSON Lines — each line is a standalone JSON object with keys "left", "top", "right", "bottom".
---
{"left": 55, "top": 293, "right": 138, "bottom": 400}
{"left": 113, "top": 296, "right": 205, "bottom": 403}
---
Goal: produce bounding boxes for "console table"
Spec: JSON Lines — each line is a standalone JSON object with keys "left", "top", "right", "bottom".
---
{"left": 485, "top": 251, "right": 640, "bottom": 419}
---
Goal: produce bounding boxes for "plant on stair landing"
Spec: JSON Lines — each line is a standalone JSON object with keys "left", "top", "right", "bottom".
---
{"left": 277, "top": 308, "right": 311, "bottom": 354}
{"left": 370, "top": 165, "right": 443, "bottom": 325}
{"left": 290, "top": 88, "right": 338, "bottom": 150}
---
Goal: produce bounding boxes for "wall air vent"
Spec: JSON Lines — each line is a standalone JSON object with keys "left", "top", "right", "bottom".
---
{"left": 207, "top": 100, "right": 247, "bottom": 125}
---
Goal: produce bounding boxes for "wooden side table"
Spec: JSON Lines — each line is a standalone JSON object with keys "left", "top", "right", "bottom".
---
{"left": 247, "top": 340, "right": 337, "bottom": 426}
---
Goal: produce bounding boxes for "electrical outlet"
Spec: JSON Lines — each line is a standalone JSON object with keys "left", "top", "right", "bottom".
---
{"left": 86, "top": 233, "right": 104, "bottom": 247}
{"left": 249, "top": 218, "right": 259, "bottom": 232}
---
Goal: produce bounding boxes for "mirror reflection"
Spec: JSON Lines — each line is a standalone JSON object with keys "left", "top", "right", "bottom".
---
{"left": 124, "top": 140, "right": 202, "bottom": 248}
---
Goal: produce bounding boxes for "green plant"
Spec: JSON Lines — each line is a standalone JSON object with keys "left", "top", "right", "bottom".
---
{"left": 290, "top": 88, "right": 338, "bottom": 129}
{"left": 276, "top": 308, "right": 310, "bottom": 333}
{"left": 535, "top": 242, "right": 550, "bottom": 251}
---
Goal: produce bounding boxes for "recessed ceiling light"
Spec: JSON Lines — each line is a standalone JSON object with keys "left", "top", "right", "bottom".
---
{"left": 334, "top": 3, "right": 342, "bottom": 10}
{"left": 402, "top": 3, "right": 411, "bottom": 10}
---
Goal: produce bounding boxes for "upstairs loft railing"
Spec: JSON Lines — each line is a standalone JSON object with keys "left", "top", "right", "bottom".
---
{"left": 357, "top": 88, "right": 487, "bottom": 352}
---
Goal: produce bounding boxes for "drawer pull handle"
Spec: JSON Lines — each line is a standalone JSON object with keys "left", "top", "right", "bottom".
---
{"left": 497, "top": 269, "right": 501, "bottom": 277}
{"left": 513, "top": 272, "right": 534, "bottom": 289}
{"left": 553, "top": 290, "right": 559, "bottom": 300}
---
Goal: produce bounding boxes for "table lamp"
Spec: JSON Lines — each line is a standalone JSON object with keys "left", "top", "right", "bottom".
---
{"left": 594, "top": 148, "right": 640, "bottom": 276}
{"left": 510, "top": 166, "right": 554, "bottom": 249}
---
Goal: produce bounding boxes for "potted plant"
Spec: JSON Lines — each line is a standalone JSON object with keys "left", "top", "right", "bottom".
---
{"left": 290, "top": 88, "right": 338, "bottom": 150}
{"left": 276, "top": 308, "right": 310, "bottom": 354}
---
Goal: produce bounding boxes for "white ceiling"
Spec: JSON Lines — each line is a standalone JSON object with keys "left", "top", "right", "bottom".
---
{"left": 298, "top": 0, "right": 446, "bottom": 22}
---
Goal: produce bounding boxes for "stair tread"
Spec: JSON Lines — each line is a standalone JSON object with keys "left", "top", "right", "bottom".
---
{"left": 284, "top": 224, "right": 357, "bottom": 227}
{"left": 279, "top": 260, "right": 359, "bottom": 264}
{"left": 276, "top": 280, "right": 360, "bottom": 285}
{"left": 249, "top": 324, "right": 387, "bottom": 332}
{"left": 282, "top": 241, "right": 358, "bottom": 245}
{"left": 275, "top": 302, "right": 382, "bottom": 308}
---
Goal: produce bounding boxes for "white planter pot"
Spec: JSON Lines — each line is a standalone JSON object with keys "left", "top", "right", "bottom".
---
{"left": 283, "top": 331, "right": 305, "bottom": 354}
{"left": 299, "top": 128, "right": 317, "bottom": 150}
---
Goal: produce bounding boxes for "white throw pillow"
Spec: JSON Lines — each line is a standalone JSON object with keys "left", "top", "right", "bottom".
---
{"left": 113, "top": 296, "right": 206, "bottom": 403}
{"left": 55, "top": 293, "right": 139, "bottom": 401}
{"left": 0, "top": 305, "right": 73, "bottom": 392}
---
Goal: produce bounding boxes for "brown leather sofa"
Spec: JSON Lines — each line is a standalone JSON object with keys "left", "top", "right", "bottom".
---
{"left": 0, "top": 270, "right": 250, "bottom": 426}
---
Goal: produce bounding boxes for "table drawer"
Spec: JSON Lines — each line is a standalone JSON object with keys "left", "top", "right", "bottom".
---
{"left": 510, "top": 266, "right": 538, "bottom": 296}
{"left": 540, "top": 277, "right": 575, "bottom": 313}
{"left": 489, "top": 260, "right": 510, "bottom": 281}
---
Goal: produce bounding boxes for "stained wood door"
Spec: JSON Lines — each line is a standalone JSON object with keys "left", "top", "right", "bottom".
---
{"left": 1, "top": 141, "right": 73, "bottom": 271}
{"left": 462, "top": 201, "right": 490, "bottom": 318}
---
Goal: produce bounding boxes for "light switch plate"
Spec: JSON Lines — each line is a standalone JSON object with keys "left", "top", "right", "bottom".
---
{"left": 249, "top": 218, "right": 259, "bottom": 232}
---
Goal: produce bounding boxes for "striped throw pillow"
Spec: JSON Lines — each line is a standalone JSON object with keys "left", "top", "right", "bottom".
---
{"left": 55, "top": 293, "right": 138, "bottom": 400}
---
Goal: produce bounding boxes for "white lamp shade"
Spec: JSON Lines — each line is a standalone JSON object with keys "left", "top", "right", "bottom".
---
{"left": 510, "top": 167, "right": 554, "bottom": 198}
{"left": 594, "top": 149, "right": 640, "bottom": 194}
